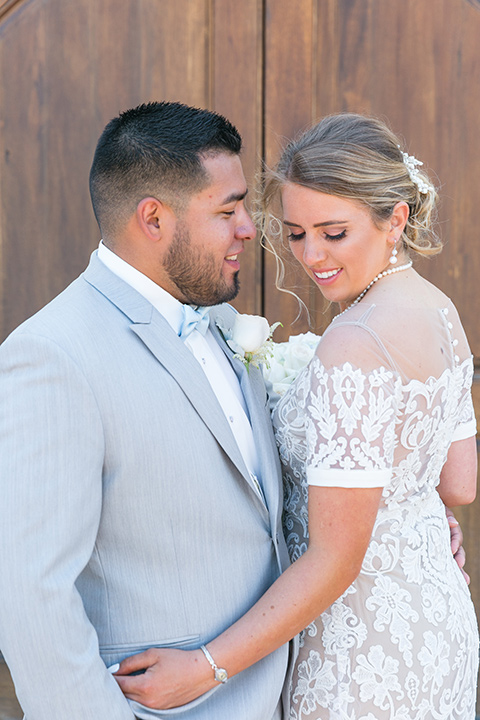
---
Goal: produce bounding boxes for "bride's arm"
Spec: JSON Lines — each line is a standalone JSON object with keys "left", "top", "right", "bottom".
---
{"left": 438, "top": 436, "right": 477, "bottom": 507}
{"left": 116, "top": 328, "right": 395, "bottom": 708}
{"left": 114, "top": 484, "right": 383, "bottom": 709}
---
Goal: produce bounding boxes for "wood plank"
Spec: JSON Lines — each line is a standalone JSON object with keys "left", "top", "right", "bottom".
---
{"left": 0, "top": 0, "right": 25, "bottom": 20}
{"left": 212, "top": 0, "right": 263, "bottom": 315}
{"left": 0, "top": 0, "right": 51, "bottom": 340}
{"left": 263, "top": 0, "right": 317, "bottom": 340}
{"left": 263, "top": 0, "right": 480, "bottom": 352}
{"left": 370, "top": 0, "right": 480, "bottom": 361}
{"left": 263, "top": 7, "right": 480, "bottom": 712}
{"left": 0, "top": 660, "right": 22, "bottom": 719}
{"left": 0, "top": 0, "right": 212, "bottom": 342}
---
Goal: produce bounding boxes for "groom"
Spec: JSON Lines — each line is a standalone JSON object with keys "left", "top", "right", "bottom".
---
{"left": 0, "top": 102, "right": 291, "bottom": 719}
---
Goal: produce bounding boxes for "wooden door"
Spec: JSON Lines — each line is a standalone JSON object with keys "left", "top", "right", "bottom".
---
{"left": 1, "top": 0, "right": 479, "bottom": 711}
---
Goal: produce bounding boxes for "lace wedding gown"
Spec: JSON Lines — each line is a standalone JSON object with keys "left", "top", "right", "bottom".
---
{"left": 273, "top": 297, "right": 479, "bottom": 720}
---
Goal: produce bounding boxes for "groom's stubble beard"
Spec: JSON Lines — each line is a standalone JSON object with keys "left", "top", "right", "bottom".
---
{"left": 163, "top": 222, "right": 240, "bottom": 306}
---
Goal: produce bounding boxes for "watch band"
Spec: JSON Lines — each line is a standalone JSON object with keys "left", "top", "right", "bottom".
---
{"left": 200, "top": 644, "right": 228, "bottom": 684}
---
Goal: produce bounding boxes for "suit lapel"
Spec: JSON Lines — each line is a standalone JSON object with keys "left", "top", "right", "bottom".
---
{"left": 131, "top": 318, "right": 251, "bottom": 481}
{"left": 239, "top": 363, "right": 282, "bottom": 526}
{"left": 210, "top": 308, "right": 282, "bottom": 525}
{"left": 83, "top": 254, "right": 268, "bottom": 513}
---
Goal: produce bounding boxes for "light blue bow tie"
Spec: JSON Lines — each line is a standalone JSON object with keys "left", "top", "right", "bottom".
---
{"left": 178, "top": 305, "right": 210, "bottom": 341}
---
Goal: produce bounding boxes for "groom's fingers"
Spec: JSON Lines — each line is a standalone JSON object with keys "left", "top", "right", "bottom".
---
{"left": 445, "top": 508, "right": 471, "bottom": 585}
{"left": 453, "top": 545, "right": 471, "bottom": 584}
{"left": 446, "top": 507, "right": 463, "bottom": 555}
{"left": 454, "top": 544, "right": 466, "bottom": 569}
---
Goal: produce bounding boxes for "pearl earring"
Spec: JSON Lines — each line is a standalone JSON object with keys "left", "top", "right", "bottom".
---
{"left": 389, "top": 240, "right": 398, "bottom": 265}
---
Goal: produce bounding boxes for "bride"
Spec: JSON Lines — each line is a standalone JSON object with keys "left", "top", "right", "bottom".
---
{"left": 115, "top": 114, "right": 479, "bottom": 719}
{"left": 266, "top": 114, "right": 479, "bottom": 718}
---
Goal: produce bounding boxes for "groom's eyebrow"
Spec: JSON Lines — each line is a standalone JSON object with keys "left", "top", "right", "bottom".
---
{"left": 221, "top": 189, "right": 248, "bottom": 205}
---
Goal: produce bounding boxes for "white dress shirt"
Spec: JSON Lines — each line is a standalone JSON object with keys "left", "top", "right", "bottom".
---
{"left": 97, "top": 243, "right": 263, "bottom": 497}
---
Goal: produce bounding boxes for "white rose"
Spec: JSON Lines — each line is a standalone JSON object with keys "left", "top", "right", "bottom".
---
{"left": 231, "top": 314, "right": 270, "bottom": 353}
{"left": 263, "top": 332, "right": 321, "bottom": 395}
{"left": 265, "top": 362, "right": 289, "bottom": 384}
{"left": 272, "top": 378, "right": 296, "bottom": 395}
{"left": 288, "top": 332, "right": 321, "bottom": 351}
{"left": 283, "top": 342, "right": 316, "bottom": 371}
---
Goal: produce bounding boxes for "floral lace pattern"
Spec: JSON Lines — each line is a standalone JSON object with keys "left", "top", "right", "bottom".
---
{"left": 274, "top": 326, "right": 479, "bottom": 719}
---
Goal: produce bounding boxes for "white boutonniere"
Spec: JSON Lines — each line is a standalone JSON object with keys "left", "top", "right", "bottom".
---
{"left": 262, "top": 332, "right": 321, "bottom": 395}
{"left": 217, "top": 313, "right": 281, "bottom": 371}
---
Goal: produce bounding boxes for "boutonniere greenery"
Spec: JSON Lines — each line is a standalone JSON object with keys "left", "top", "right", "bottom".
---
{"left": 216, "top": 313, "right": 281, "bottom": 371}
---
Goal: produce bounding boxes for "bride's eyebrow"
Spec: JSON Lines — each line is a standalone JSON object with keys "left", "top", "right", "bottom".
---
{"left": 283, "top": 219, "right": 348, "bottom": 227}
{"left": 313, "top": 220, "right": 348, "bottom": 227}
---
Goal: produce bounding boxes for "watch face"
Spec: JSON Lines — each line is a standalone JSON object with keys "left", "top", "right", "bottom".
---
{"left": 215, "top": 668, "right": 228, "bottom": 683}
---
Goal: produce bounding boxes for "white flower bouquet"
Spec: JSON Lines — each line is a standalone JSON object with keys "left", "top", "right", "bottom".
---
{"left": 262, "top": 332, "right": 321, "bottom": 395}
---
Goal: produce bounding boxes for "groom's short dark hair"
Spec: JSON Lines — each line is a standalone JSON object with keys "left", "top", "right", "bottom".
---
{"left": 89, "top": 101, "right": 242, "bottom": 235}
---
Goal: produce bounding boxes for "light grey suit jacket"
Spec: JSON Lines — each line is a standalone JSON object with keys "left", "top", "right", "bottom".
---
{"left": 0, "top": 252, "right": 292, "bottom": 719}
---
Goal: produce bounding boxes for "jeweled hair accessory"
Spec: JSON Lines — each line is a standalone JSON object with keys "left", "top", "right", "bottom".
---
{"left": 400, "top": 149, "right": 433, "bottom": 195}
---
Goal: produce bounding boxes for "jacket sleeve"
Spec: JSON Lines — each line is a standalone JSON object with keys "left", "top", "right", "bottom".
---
{"left": 0, "top": 331, "right": 135, "bottom": 719}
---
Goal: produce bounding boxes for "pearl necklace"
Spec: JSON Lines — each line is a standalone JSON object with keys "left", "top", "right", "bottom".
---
{"left": 332, "top": 260, "right": 413, "bottom": 322}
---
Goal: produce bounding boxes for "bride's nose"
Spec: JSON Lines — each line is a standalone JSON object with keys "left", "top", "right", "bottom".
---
{"left": 303, "top": 236, "right": 328, "bottom": 267}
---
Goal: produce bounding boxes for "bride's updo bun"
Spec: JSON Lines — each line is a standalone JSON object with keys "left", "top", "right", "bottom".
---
{"left": 261, "top": 113, "right": 440, "bottom": 258}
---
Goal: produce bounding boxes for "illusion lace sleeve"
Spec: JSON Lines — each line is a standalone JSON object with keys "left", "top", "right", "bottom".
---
{"left": 304, "top": 355, "right": 401, "bottom": 489}
{"left": 452, "top": 357, "right": 477, "bottom": 441}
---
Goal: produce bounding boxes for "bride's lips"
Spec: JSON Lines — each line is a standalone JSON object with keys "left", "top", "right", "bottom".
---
{"left": 312, "top": 268, "right": 342, "bottom": 285}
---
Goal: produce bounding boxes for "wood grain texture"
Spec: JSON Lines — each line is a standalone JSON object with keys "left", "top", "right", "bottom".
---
{"left": 0, "top": 660, "right": 21, "bottom": 719}
{"left": 0, "top": 0, "right": 212, "bottom": 341}
{"left": 0, "top": 0, "right": 25, "bottom": 20}
{"left": 212, "top": 0, "right": 263, "bottom": 315}
{"left": 0, "top": 1, "right": 479, "bottom": 713}
{"left": 263, "top": 0, "right": 480, "bottom": 353}
{"left": 262, "top": 6, "right": 480, "bottom": 708}
{"left": 263, "top": 0, "right": 318, "bottom": 338}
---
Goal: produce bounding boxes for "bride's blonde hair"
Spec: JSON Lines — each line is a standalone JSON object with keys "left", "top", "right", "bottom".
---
{"left": 258, "top": 113, "right": 440, "bottom": 277}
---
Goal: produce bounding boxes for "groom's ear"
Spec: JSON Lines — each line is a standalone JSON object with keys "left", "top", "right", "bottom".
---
{"left": 136, "top": 197, "right": 176, "bottom": 242}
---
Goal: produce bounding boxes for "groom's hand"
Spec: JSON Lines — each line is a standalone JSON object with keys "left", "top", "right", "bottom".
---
{"left": 113, "top": 647, "right": 215, "bottom": 709}
{"left": 446, "top": 507, "right": 470, "bottom": 584}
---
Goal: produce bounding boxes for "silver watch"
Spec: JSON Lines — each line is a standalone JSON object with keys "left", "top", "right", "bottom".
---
{"left": 200, "top": 644, "right": 228, "bottom": 683}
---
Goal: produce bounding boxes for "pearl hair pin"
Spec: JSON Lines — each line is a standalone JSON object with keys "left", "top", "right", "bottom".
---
{"left": 399, "top": 149, "right": 433, "bottom": 195}
{"left": 332, "top": 260, "right": 413, "bottom": 322}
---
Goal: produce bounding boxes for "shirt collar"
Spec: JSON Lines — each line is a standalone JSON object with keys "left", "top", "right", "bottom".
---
{"left": 97, "top": 241, "right": 184, "bottom": 334}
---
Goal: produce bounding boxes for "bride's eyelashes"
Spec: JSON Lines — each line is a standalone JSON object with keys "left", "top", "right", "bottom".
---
{"left": 325, "top": 229, "right": 347, "bottom": 241}
{"left": 287, "top": 229, "right": 348, "bottom": 242}
{"left": 287, "top": 230, "right": 305, "bottom": 241}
